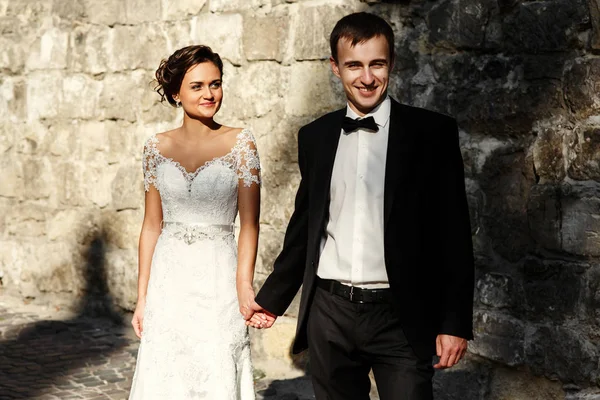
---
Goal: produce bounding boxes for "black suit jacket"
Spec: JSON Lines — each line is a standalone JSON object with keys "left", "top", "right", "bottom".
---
{"left": 256, "top": 98, "right": 474, "bottom": 357}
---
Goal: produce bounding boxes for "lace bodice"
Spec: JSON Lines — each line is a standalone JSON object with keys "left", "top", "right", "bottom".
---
{"left": 142, "top": 128, "right": 260, "bottom": 225}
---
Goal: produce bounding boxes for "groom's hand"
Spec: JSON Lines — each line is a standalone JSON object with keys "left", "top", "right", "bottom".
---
{"left": 244, "top": 300, "right": 277, "bottom": 329}
{"left": 433, "top": 334, "right": 468, "bottom": 369}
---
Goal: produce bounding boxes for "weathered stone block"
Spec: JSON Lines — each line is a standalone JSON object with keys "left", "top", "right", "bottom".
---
{"left": 68, "top": 24, "right": 111, "bottom": 74}
{"left": 102, "top": 209, "right": 143, "bottom": 250}
{"left": 561, "top": 185, "right": 600, "bottom": 256}
{"left": 584, "top": 263, "right": 600, "bottom": 326}
{"left": 106, "top": 24, "right": 168, "bottom": 72}
{"left": 0, "top": 240, "right": 38, "bottom": 297}
{"left": 293, "top": 5, "right": 347, "bottom": 60}
{"left": 4, "top": 204, "right": 48, "bottom": 237}
{"left": 47, "top": 209, "right": 88, "bottom": 242}
{"left": 532, "top": 125, "right": 566, "bottom": 183}
{"left": 433, "top": 356, "right": 490, "bottom": 400}
{"left": 60, "top": 74, "right": 103, "bottom": 120}
{"left": 47, "top": 120, "right": 81, "bottom": 157}
{"left": 99, "top": 71, "right": 155, "bottom": 122}
{"left": 489, "top": 367, "right": 564, "bottom": 400}
{"left": 78, "top": 121, "right": 111, "bottom": 162}
{"left": 522, "top": 258, "right": 585, "bottom": 322}
{"left": 22, "top": 158, "right": 53, "bottom": 200}
{"left": 527, "top": 184, "right": 561, "bottom": 251}
{"left": 160, "top": 21, "right": 195, "bottom": 53}
{"left": 471, "top": 311, "right": 525, "bottom": 366}
{"left": 84, "top": 0, "right": 161, "bottom": 25}
{"left": 25, "top": 27, "right": 69, "bottom": 71}
{"left": 83, "top": 0, "right": 127, "bottom": 25}
{"left": 590, "top": 0, "right": 600, "bottom": 49}
{"left": 0, "top": 37, "right": 25, "bottom": 73}
{"left": 479, "top": 149, "right": 535, "bottom": 261}
{"left": 14, "top": 121, "right": 48, "bottom": 156}
{"left": 504, "top": 0, "right": 589, "bottom": 52}
{"left": 35, "top": 241, "right": 84, "bottom": 293}
{"left": 427, "top": 0, "right": 498, "bottom": 50}
{"left": 243, "top": 15, "right": 289, "bottom": 61}
{"left": 0, "top": 157, "right": 23, "bottom": 198}
{"left": 564, "top": 58, "right": 600, "bottom": 117}
{"left": 124, "top": 0, "right": 161, "bottom": 24}
{"left": 0, "top": 123, "right": 15, "bottom": 154}
{"left": 477, "top": 272, "right": 514, "bottom": 309}
{"left": 26, "top": 71, "right": 62, "bottom": 121}
{"left": 567, "top": 126, "right": 600, "bottom": 181}
{"left": 0, "top": 77, "right": 26, "bottom": 122}
{"left": 446, "top": 79, "right": 565, "bottom": 137}
{"left": 223, "top": 62, "right": 286, "bottom": 119}
{"left": 285, "top": 61, "right": 344, "bottom": 117}
{"left": 58, "top": 162, "right": 116, "bottom": 208}
{"left": 51, "top": 0, "right": 86, "bottom": 20}
{"left": 525, "top": 325, "right": 597, "bottom": 383}
{"left": 112, "top": 163, "right": 143, "bottom": 211}
{"left": 209, "top": 0, "right": 270, "bottom": 13}
{"left": 161, "top": 0, "right": 206, "bottom": 20}
{"left": 106, "top": 120, "right": 137, "bottom": 164}
{"left": 566, "top": 390, "right": 600, "bottom": 400}
{"left": 194, "top": 14, "right": 244, "bottom": 65}
{"left": 105, "top": 249, "right": 138, "bottom": 310}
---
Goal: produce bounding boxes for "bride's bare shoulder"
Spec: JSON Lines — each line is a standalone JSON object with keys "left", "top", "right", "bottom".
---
{"left": 154, "top": 128, "right": 179, "bottom": 150}
{"left": 219, "top": 126, "right": 245, "bottom": 145}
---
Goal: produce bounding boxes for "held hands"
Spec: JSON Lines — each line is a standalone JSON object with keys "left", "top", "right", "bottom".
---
{"left": 237, "top": 285, "right": 277, "bottom": 329}
{"left": 244, "top": 300, "right": 277, "bottom": 329}
{"left": 237, "top": 284, "right": 277, "bottom": 329}
{"left": 131, "top": 299, "right": 145, "bottom": 339}
{"left": 433, "top": 334, "right": 468, "bottom": 369}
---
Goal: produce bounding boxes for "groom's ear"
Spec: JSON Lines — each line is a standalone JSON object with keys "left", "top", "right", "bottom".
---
{"left": 330, "top": 56, "right": 341, "bottom": 78}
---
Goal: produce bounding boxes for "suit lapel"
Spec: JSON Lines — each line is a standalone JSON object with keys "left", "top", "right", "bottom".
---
{"left": 312, "top": 109, "right": 345, "bottom": 240}
{"left": 384, "top": 99, "right": 410, "bottom": 232}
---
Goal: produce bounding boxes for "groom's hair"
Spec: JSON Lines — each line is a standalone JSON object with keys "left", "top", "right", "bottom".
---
{"left": 330, "top": 12, "right": 395, "bottom": 64}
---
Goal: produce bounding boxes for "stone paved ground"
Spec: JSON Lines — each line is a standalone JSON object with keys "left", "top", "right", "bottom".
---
{"left": 0, "top": 294, "right": 319, "bottom": 400}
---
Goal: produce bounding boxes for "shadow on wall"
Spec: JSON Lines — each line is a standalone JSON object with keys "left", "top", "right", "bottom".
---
{"left": 0, "top": 229, "right": 135, "bottom": 398}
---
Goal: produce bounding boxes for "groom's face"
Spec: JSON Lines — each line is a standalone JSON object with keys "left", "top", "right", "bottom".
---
{"left": 330, "top": 35, "right": 392, "bottom": 117}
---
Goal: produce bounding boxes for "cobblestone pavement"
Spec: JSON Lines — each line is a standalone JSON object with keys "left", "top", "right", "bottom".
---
{"left": 0, "top": 295, "right": 317, "bottom": 400}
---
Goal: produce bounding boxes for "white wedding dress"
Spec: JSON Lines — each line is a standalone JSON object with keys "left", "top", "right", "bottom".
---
{"left": 128, "top": 129, "right": 260, "bottom": 399}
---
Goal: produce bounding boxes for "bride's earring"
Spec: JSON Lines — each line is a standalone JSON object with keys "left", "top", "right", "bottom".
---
{"left": 177, "top": 101, "right": 182, "bottom": 107}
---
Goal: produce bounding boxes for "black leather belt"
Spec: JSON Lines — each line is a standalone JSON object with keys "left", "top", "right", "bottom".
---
{"left": 316, "top": 277, "right": 392, "bottom": 304}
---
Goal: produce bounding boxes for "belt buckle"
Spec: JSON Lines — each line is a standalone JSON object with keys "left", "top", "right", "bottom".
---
{"left": 349, "top": 286, "right": 354, "bottom": 302}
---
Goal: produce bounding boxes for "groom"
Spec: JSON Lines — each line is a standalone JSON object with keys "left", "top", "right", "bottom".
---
{"left": 247, "top": 12, "right": 474, "bottom": 400}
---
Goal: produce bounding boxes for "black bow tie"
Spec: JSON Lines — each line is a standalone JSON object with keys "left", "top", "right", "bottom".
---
{"left": 342, "top": 116, "right": 378, "bottom": 134}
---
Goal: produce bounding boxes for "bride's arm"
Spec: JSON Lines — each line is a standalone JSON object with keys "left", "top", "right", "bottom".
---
{"left": 236, "top": 133, "right": 261, "bottom": 324}
{"left": 137, "top": 188, "right": 163, "bottom": 303}
{"left": 132, "top": 187, "right": 162, "bottom": 338}
{"left": 132, "top": 138, "right": 164, "bottom": 338}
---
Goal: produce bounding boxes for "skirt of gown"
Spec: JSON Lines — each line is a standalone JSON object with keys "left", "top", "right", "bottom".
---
{"left": 128, "top": 226, "right": 255, "bottom": 400}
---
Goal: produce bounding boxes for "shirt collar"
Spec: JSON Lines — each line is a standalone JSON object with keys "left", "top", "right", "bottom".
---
{"left": 345, "top": 95, "right": 391, "bottom": 130}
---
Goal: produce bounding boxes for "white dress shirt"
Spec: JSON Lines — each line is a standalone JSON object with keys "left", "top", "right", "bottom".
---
{"left": 317, "top": 96, "right": 391, "bottom": 289}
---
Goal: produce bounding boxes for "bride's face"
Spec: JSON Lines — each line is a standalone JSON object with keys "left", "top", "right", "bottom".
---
{"left": 176, "top": 62, "right": 223, "bottom": 119}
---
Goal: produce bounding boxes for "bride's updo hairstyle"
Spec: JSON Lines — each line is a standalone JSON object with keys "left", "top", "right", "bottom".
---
{"left": 155, "top": 45, "right": 224, "bottom": 107}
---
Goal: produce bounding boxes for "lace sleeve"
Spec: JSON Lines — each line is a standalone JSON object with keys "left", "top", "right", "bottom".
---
{"left": 236, "top": 129, "right": 261, "bottom": 188}
{"left": 143, "top": 135, "right": 160, "bottom": 192}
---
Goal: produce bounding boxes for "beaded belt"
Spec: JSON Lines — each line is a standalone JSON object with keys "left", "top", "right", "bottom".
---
{"left": 161, "top": 221, "right": 234, "bottom": 245}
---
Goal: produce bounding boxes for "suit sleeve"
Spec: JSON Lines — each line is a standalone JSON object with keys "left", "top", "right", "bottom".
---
{"left": 255, "top": 127, "right": 310, "bottom": 316}
{"left": 438, "top": 118, "right": 475, "bottom": 340}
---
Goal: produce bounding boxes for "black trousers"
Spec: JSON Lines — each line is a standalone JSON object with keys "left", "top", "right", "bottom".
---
{"left": 307, "top": 286, "right": 434, "bottom": 400}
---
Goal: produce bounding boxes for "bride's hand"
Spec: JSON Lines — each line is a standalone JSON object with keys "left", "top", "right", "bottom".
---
{"left": 131, "top": 299, "right": 145, "bottom": 339}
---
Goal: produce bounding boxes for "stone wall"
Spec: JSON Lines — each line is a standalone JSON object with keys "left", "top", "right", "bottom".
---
{"left": 1, "top": 0, "right": 600, "bottom": 398}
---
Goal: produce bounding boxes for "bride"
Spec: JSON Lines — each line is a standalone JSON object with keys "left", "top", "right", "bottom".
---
{"left": 128, "top": 45, "right": 267, "bottom": 399}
